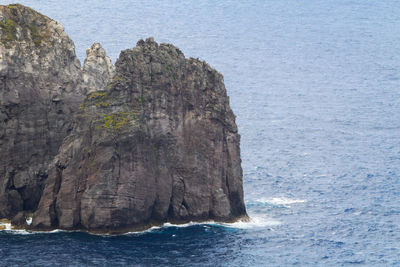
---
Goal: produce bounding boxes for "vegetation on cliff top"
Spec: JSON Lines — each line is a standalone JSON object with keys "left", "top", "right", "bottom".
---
{"left": 0, "top": 19, "right": 17, "bottom": 43}
{"left": 81, "top": 91, "right": 138, "bottom": 131}
{"left": 0, "top": 4, "right": 50, "bottom": 47}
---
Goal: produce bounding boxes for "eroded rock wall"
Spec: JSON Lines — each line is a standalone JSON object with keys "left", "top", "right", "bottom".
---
{"left": 0, "top": 4, "right": 114, "bottom": 220}
{"left": 32, "top": 38, "right": 247, "bottom": 232}
{"left": 0, "top": 4, "right": 84, "bottom": 218}
{"left": 0, "top": 4, "right": 246, "bottom": 232}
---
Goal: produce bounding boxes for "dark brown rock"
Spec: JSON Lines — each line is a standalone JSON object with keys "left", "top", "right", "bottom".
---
{"left": 31, "top": 38, "right": 247, "bottom": 233}
{"left": 11, "top": 211, "right": 26, "bottom": 228}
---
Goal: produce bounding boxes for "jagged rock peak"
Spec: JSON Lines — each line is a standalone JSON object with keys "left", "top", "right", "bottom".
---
{"left": 83, "top": 42, "right": 115, "bottom": 94}
{"left": 32, "top": 37, "right": 247, "bottom": 233}
{"left": 0, "top": 3, "right": 82, "bottom": 90}
{"left": 0, "top": 3, "right": 53, "bottom": 47}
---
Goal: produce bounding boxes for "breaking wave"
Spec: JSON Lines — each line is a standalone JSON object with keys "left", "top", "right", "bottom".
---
{"left": 254, "top": 197, "right": 307, "bottom": 207}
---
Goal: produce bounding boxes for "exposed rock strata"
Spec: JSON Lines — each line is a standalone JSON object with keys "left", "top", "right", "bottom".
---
{"left": 0, "top": 4, "right": 84, "bottom": 218}
{"left": 32, "top": 38, "right": 247, "bottom": 233}
{"left": 0, "top": 4, "right": 114, "bottom": 220}
{"left": 0, "top": 4, "right": 247, "bottom": 233}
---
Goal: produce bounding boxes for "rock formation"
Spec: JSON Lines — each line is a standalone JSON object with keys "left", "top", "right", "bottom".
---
{"left": 82, "top": 42, "right": 115, "bottom": 94}
{"left": 0, "top": 4, "right": 113, "bottom": 222}
{"left": 31, "top": 38, "right": 247, "bottom": 233}
{"left": 0, "top": 4, "right": 84, "bottom": 218}
{"left": 0, "top": 4, "right": 247, "bottom": 233}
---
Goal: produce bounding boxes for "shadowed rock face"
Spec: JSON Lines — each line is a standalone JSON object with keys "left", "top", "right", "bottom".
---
{"left": 0, "top": 4, "right": 114, "bottom": 220}
{"left": 32, "top": 38, "right": 247, "bottom": 233}
{"left": 0, "top": 4, "right": 84, "bottom": 218}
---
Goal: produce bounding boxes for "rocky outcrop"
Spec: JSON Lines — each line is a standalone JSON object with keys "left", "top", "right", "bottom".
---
{"left": 0, "top": 4, "right": 84, "bottom": 218}
{"left": 31, "top": 38, "right": 247, "bottom": 233}
{"left": 0, "top": 4, "right": 116, "bottom": 221}
{"left": 82, "top": 43, "right": 115, "bottom": 94}
{"left": 0, "top": 4, "right": 246, "bottom": 233}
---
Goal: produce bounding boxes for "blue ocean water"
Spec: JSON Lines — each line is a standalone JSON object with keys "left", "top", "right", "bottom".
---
{"left": 1, "top": 0, "right": 400, "bottom": 266}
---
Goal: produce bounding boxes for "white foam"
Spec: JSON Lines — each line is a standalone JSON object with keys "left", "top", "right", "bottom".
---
{"left": 159, "top": 215, "right": 280, "bottom": 230}
{"left": 0, "top": 222, "right": 11, "bottom": 231}
{"left": 219, "top": 215, "right": 281, "bottom": 229}
{"left": 124, "top": 225, "right": 163, "bottom": 235}
{"left": 124, "top": 221, "right": 214, "bottom": 234}
{"left": 124, "top": 215, "right": 280, "bottom": 234}
{"left": 5, "top": 229, "right": 33, "bottom": 235}
{"left": 0, "top": 221, "right": 72, "bottom": 235}
{"left": 1, "top": 214, "right": 281, "bottom": 235}
{"left": 256, "top": 197, "right": 306, "bottom": 206}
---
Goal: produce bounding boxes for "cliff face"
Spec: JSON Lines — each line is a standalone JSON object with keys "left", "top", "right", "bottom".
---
{"left": 0, "top": 4, "right": 84, "bottom": 218}
{"left": 32, "top": 38, "right": 247, "bottom": 232}
{"left": 0, "top": 4, "right": 246, "bottom": 233}
{"left": 0, "top": 4, "right": 114, "bottom": 220}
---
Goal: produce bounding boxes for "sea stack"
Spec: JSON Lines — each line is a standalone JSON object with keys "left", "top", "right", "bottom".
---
{"left": 0, "top": 4, "right": 247, "bottom": 233}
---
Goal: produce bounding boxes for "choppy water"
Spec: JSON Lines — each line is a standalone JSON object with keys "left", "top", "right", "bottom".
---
{"left": 1, "top": 0, "right": 400, "bottom": 266}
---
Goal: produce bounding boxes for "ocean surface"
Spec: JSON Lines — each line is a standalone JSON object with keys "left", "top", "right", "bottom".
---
{"left": 1, "top": 0, "right": 400, "bottom": 266}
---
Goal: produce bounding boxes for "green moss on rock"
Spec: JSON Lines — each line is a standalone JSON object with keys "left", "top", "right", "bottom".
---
{"left": 0, "top": 4, "right": 51, "bottom": 47}
{"left": 102, "top": 112, "right": 137, "bottom": 130}
{"left": 7, "top": 4, "right": 22, "bottom": 9}
{"left": 0, "top": 19, "right": 17, "bottom": 44}
{"left": 27, "top": 23, "right": 42, "bottom": 47}
{"left": 84, "top": 91, "right": 111, "bottom": 108}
